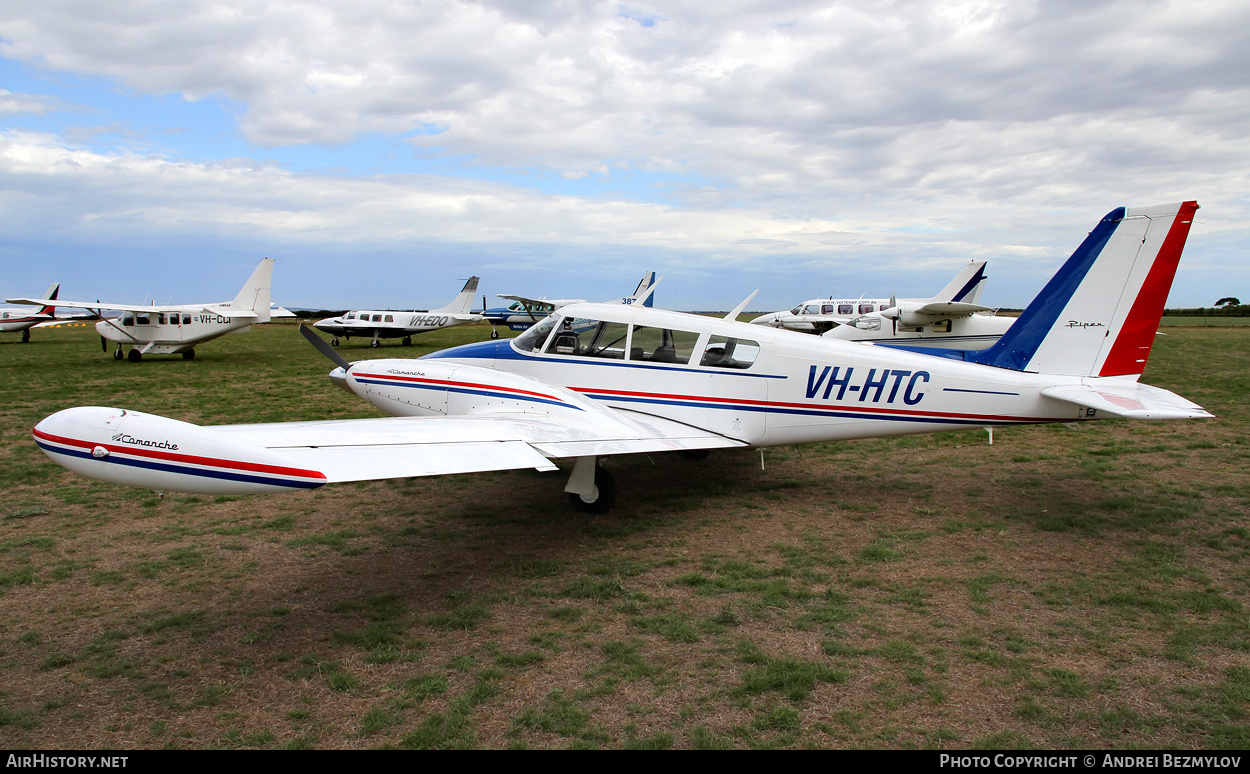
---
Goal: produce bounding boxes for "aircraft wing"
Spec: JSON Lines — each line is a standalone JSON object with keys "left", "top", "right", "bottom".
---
{"left": 497, "top": 295, "right": 584, "bottom": 308}
{"left": 5, "top": 298, "right": 257, "bottom": 318}
{"left": 214, "top": 409, "right": 744, "bottom": 483}
{"left": 1040, "top": 383, "right": 1214, "bottom": 421}
{"left": 34, "top": 398, "right": 745, "bottom": 494}
{"left": 910, "top": 301, "right": 995, "bottom": 316}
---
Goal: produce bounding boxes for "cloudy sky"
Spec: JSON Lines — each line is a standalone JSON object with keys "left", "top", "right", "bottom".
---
{"left": 1, "top": 0, "right": 1247, "bottom": 312}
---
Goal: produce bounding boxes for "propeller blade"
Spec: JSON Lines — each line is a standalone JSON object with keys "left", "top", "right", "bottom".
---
{"left": 299, "top": 323, "right": 352, "bottom": 370}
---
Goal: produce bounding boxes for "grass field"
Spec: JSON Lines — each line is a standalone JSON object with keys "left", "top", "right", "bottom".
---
{"left": 1, "top": 321, "right": 1247, "bottom": 749}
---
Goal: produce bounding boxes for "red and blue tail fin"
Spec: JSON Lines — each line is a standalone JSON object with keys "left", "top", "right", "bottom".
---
{"left": 969, "top": 202, "right": 1198, "bottom": 377}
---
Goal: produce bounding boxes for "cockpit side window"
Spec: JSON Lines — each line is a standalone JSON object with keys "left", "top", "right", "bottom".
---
{"left": 790, "top": 305, "right": 802, "bottom": 315}
{"left": 700, "top": 335, "right": 760, "bottom": 369}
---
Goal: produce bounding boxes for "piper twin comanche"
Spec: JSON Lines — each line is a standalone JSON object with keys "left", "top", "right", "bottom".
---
{"left": 751, "top": 260, "right": 991, "bottom": 335}
{"left": 481, "top": 271, "right": 658, "bottom": 338}
{"left": 1, "top": 283, "right": 60, "bottom": 342}
{"left": 312, "top": 276, "right": 482, "bottom": 347}
{"left": 8, "top": 258, "right": 274, "bottom": 362}
{"left": 33, "top": 203, "right": 1210, "bottom": 513}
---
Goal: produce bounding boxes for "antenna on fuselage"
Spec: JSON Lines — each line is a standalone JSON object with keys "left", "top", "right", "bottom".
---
{"left": 724, "top": 290, "right": 759, "bottom": 321}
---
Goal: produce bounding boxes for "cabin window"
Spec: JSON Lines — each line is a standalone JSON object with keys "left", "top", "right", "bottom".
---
{"left": 879, "top": 304, "right": 891, "bottom": 312}
{"left": 121, "top": 314, "right": 134, "bottom": 326}
{"left": 821, "top": 305, "right": 835, "bottom": 315}
{"left": 629, "top": 325, "right": 698, "bottom": 364}
{"left": 513, "top": 315, "right": 559, "bottom": 352}
{"left": 157, "top": 313, "right": 167, "bottom": 325}
{"left": 344, "top": 312, "right": 356, "bottom": 320}
{"left": 838, "top": 304, "right": 854, "bottom": 315}
{"left": 701, "top": 335, "right": 759, "bottom": 369}
{"left": 182, "top": 314, "right": 191, "bottom": 325}
{"left": 542, "top": 318, "right": 623, "bottom": 358}
{"left": 137, "top": 315, "right": 150, "bottom": 325}
{"left": 859, "top": 304, "right": 875, "bottom": 314}
{"left": 384, "top": 314, "right": 394, "bottom": 323}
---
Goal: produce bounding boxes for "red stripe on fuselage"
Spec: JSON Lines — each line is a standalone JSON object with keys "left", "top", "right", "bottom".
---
{"left": 573, "top": 387, "right": 1050, "bottom": 424}
{"left": 1099, "top": 201, "right": 1199, "bottom": 376}
{"left": 354, "top": 372, "right": 570, "bottom": 404}
{"left": 32, "top": 427, "right": 327, "bottom": 482}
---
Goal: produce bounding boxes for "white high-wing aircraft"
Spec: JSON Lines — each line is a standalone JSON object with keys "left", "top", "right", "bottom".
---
{"left": 751, "top": 261, "right": 989, "bottom": 334}
{"left": 312, "top": 276, "right": 482, "bottom": 348}
{"left": 481, "top": 271, "right": 658, "bottom": 338}
{"left": 33, "top": 203, "right": 1210, "bottom": 514}
{"left": 8, "top": 259, "right": 274, "bottom": 362}
{"left": 1, "top": 283, "right": 60, "bottom": 342}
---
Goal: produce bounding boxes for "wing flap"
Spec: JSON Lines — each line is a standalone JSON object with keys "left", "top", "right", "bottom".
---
{"left": 270, "top": 440, "right": 558, "bottom": 482}
{"left": 1041, "top": 383, "right": 1213, "bottom": 420}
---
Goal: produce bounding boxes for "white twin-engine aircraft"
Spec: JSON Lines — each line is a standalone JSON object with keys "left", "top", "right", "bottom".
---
{"left": 8, "top": 258, "right": 274, "bottom": 362}
{"left": 34, "top": 203, "right": 1210, "bottom": 513}
{"left": 311, "top": 276, "right": 482, "bottom": 347}
{"left": 750, "top": 260, "right": 991, "bottom": 334}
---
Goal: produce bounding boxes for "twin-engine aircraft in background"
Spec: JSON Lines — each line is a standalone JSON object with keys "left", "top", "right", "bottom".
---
{"left": 751, "top": 260, "right": 991, "bottom": 335}
{"left": 1, "top": 283, "right": 61, "bottom": 342}
{"left": 822, "top": 292, "right": 1015, "bottom": 350}
{"left": 480, "top": 271, "right": 658, "bottom": 338}
{"left": 33, "top": 203, "right": 1210, "bottom": 514}
{"left": 9, "top": 258, "right": 274, "bottom": 362}
{"left": 312, "top": 276, "right": 483, "bottom": 348}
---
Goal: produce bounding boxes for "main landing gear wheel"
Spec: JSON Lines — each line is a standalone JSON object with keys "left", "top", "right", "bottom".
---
{"left": 567, "top": 464, "right": 617, "bottom": 514}
{"left": 402, "top": 336, "right": 412, "bottom": 346}
{"left": 127, "top": 349, "right": 142, "bottom": 363}
{"left": 331, "top": 337, "right": 340, "bottom": 346}
{"left": 182, "top": 349, "right": 195, "bottom": 360}
{"left": 113, "top": 349, "right": 123, "bottom": 361}
{"left": 490, "top": 328, "right": 499, "bottom": 339}
{"left": 370, "top": 339, "right": 380, "bottom": 348}
{"left": 21, "top": 330, "right": 29, "bottom": 343}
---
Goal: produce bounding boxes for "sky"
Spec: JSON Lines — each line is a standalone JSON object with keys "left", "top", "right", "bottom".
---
{"left": 1, "top": 0, "right": 1248, "bottom": 313}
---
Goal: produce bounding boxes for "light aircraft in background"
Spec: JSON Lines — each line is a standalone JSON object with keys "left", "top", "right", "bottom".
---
{"left": 480, "top": 271, "right": 657, "bottom": 338}
{"left": 823, "top": 296, "right": 1015, "bottom": 350}
{"left": 9, "top": 259, "right": 274, "bottom": 362}
{"left": 1, "top": 283, "right": 60, "bottom": 342}
{"left": 312, "top": 277, "right": 481, "bottom": 348}
{"left": 751, "top": 261, "right": 989, "bottom": 334}
{"left": 32, "top": 203, "right": 1209, "bottom": 514}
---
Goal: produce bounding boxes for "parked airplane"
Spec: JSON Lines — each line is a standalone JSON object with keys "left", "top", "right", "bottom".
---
{"left": 751, "top": 261, "right": 989, "bottom": 334}
{"left": 32, "top": 203, "right": 1208, "bottom": 515}
{"left": 313, "top": 277, "right": 481, "bottom": 348}
{"left": 1, "top": 283, "right": 60, "bottom": 342}
{"left": 822, "top": 299, "right": 1015, "bottom": 350}
{"left": 8, "top": 258, "right": 273, "bottom": 362}
{"left": 481, "top": 271, "right": 657, "bottom": 338}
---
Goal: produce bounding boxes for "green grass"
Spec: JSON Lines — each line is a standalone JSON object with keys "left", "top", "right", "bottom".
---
{"left": 0, "top": 322, "right": 1248, "bottom": 748}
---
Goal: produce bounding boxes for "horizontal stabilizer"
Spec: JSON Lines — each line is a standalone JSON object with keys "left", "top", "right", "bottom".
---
{"left": 912, "top": 301, "right": 994, "bottom": 316}
{"left": 1040, "top": 382, "right": 1213, "bottom": 421}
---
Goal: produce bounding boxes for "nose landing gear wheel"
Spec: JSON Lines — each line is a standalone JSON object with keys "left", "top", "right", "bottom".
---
{"left": 370, "top": 339, "right": 380, "bottom": 348}
{"left": 113, "top": 349, "right": 123, "bottom": 361}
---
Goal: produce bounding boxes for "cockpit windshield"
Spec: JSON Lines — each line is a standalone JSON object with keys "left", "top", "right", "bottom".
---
{"left": 512, "top": 314, "right": 560, "bottom": 352}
